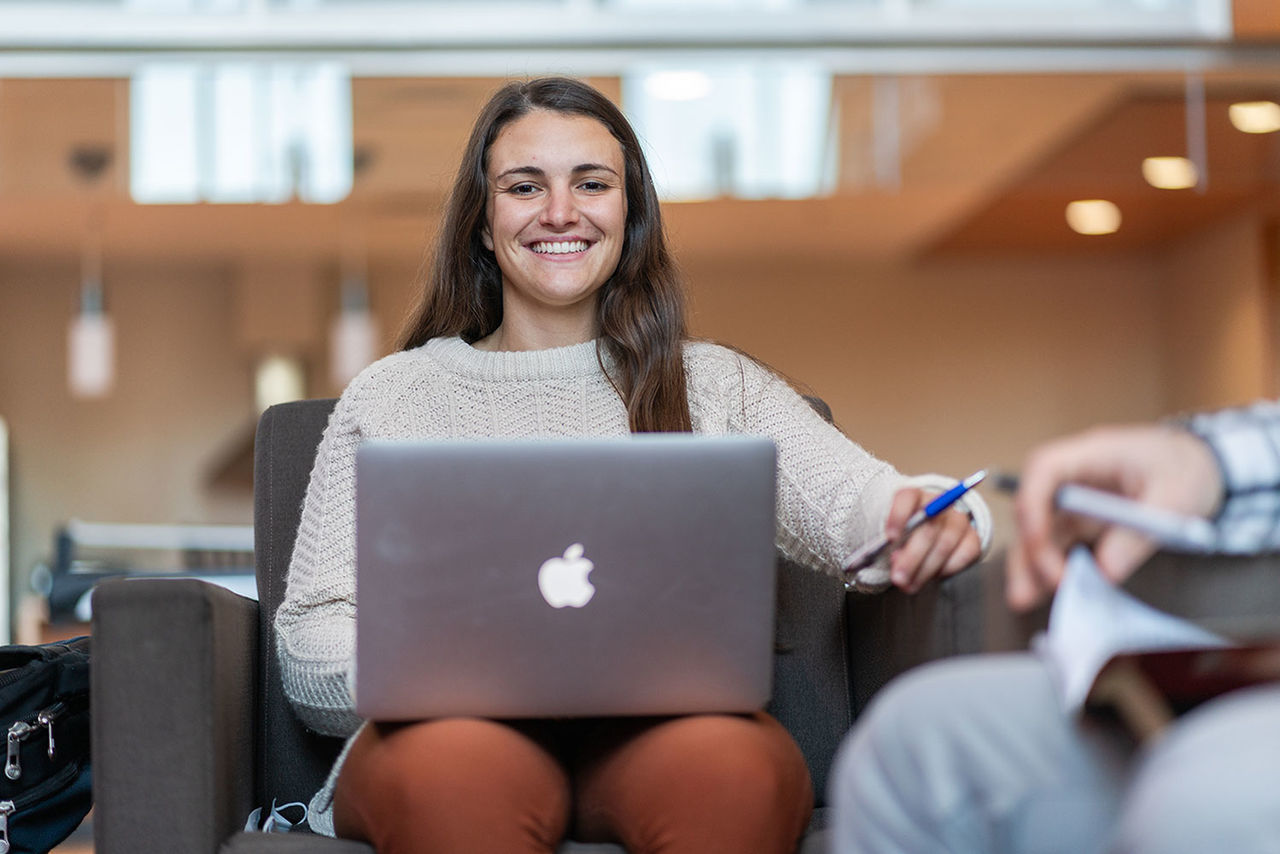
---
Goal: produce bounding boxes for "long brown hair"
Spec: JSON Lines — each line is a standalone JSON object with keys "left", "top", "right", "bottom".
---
{"left": 396, "top": 77, "right": 691, "bottom": 433}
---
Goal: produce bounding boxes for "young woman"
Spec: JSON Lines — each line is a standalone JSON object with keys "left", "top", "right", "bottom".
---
{"left": 275, "top": 76, "right": 991, "bottom": 854}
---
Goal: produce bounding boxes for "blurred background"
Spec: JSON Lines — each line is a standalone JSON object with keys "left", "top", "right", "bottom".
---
{"left": 1, "top": 0, "right": 1278, "bottom": 644}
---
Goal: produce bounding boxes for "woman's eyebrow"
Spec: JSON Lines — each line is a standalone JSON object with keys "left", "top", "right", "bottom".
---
{"left": 494, "top": 166, "right": 545, "bottom": 183}
{"left": 493, "top": 163, "right": 620, "bottom": 182}
{"left": 572, "top": 163, "right": 621, "bottom": 177}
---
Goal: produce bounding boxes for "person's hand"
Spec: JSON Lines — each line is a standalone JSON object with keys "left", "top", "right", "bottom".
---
{"left": 1007, "top": 423, "right": 1225, "bottom": 612}
{"left": 883, "top": 487, "right": 983, "bottom": 594}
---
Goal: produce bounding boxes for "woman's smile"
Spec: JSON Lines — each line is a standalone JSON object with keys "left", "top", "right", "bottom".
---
{"left": 527, "top": 239, "right": 592, "bottom": 256}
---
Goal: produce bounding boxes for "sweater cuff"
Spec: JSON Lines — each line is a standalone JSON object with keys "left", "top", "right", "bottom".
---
{"left": 848, "top": 472, "right": 994, "bottom": 594}
{"left": 902, "top": 473, "right": 994, "bottom": 557}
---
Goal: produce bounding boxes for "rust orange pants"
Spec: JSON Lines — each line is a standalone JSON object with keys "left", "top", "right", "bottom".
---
{"left": 333, "top": 712, "right": 812, "bottom": 854}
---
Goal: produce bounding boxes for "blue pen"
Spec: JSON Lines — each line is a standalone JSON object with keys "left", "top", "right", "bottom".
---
{"left": 842, "top": 469, "right": 988, "bottom": 574}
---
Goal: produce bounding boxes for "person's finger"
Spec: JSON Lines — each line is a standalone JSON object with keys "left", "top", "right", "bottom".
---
{"left": 940, "top": 524, "right": 983, "bottom": 576}
{"left": 1006, "top": 534, "right": 1052, "bottom": 611}
{"left": 1014, "top": 464, "right": 1073, "bottom": 594}
{"left": 892, "top": 510, "right": 976, "bottom": 593}
{"left": 888, "top": 518, "right": 936, "bottom": 590}
{"left": 1024, "top": 531, "right": 1069, "bottom": 603}
{"left": 906, "top": 513, "right": 966, "bottom": 591}
{"left": 883, "top": 488, "right": 925, "bottom": 541}
{"left": 1014, "top": 446, "right": 1066, "bottom": 555}
{"left": 1092, "top": 526, "right": 1159, "bottom": 585}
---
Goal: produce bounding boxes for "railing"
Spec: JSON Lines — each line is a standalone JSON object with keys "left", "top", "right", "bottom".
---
{"left": 35, "top": 519, "right": 256, "bottom": 624}
{"left": 0, "top": 0, "right": 1239, "bottom": 80}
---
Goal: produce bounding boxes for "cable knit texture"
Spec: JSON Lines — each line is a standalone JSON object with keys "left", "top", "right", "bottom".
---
{"left": 274, "top": 336, "right": 991, "bottom": 835}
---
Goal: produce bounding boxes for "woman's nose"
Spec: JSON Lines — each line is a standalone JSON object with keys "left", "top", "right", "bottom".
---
{"left": 539, "top": 185, "right": 579, "bottom": 228}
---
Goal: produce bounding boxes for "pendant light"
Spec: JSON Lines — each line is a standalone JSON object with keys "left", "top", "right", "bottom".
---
{"left": 67, "top": 146, "right": 115, "bottom": 399}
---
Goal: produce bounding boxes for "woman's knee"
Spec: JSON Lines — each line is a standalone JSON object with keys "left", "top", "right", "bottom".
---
{"left": 666, "top": 714, "right": 812, "bottom": 811}
{"left": 335, "top": 718, "right": 571, "bottom": 849}
{"left": 578, "top": 712, "right": 812, "bottom": 850}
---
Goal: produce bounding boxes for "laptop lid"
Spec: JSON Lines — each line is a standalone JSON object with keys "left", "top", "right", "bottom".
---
{"left": 354, "top": 434, "right": 777, "bottom": 720}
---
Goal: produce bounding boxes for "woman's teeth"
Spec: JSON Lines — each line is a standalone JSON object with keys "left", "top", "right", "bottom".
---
{"left": 531, "top": 240, "right": 588, "bottom": 255}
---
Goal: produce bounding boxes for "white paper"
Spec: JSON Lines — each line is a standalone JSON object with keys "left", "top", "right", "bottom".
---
{"left": 1034, "top": 545, "right": 1228, "bottom": 714}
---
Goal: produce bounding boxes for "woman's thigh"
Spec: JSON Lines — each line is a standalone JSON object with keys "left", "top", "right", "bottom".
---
{"left": 334, "top": 717, "right": 572, "bottom": 854}
{"left": 571, "top": 711, "right": 813, "bottom": 854}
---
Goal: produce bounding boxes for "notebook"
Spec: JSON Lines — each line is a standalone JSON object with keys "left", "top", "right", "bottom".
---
{"left": 354, "top": 434, "right": 778, "bottom": 721}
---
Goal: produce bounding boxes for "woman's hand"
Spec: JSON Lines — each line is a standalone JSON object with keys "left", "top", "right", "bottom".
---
{"left": 883, "top": 487, "right": 984, "bottom": 594}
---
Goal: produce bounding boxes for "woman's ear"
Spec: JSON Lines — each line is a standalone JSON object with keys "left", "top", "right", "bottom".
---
{"left": 481, "top": 226, "right": 493, "bottom": 251}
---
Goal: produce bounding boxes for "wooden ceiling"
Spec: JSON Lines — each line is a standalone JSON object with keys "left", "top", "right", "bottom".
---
{"left": 931, "top": 82, "right": 1280, "bottom": 253}
{"left": 1, "top": 68, "right": 1278, "bottom": 269}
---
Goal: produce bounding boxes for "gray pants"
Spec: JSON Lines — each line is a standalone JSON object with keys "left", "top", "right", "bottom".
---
{"left": 830, "top": 653, "right": 1280, "bottom": 854}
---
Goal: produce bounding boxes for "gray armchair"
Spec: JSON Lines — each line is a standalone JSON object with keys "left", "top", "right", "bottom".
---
{"left": 90, "top": 397, "right": 989, "bottom": 854}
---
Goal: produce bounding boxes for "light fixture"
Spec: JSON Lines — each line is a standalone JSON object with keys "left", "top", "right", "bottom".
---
{"left": 1065, "top": 200, "right": 1121, "bottom": 236}
{"left": 1141, "top": 156, "right": 1199, "bottom": 190}
{"left": 330, "top": 208, "right": 378, "bottom": 388}
{"left": 330, "top": 277, "right": 378, "bottom": 387}
{"left": 1228, "top": 101, "right": 1280, "bottom": 134}
{"left": 67, "top": 280, "right": 115, "bottom": 399}
{"left": 67, "top": 146, "right": 115, "bottom": 399}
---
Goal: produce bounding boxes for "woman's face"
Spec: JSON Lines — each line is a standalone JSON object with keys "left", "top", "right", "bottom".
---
{"left": 482, "top": 110, "right": 628, "bottom": 335}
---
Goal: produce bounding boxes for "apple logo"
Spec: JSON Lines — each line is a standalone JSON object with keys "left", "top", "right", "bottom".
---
{"left": 537, "top": 543, "right": 596, "bottom": 608}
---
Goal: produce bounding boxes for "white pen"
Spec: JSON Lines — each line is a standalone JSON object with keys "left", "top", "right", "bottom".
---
{"left": 995, "top": 474, "right": 1219, "bottom": 552}
{"left": 843, "top": 469, "right": 988, "bottom": 575}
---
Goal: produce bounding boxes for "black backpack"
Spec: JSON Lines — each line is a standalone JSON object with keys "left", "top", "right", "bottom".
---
{"left": 0, "top": 638, "right": 91, "bottom": 854}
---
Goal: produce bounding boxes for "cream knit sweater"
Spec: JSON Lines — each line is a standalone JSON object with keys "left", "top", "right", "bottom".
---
{"left": 275, "top": 335, "right": 991, "bottom": 835}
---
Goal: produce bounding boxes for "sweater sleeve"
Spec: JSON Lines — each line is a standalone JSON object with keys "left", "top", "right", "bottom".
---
{"left": 1185, "top": 400, "right": 1280, "bottom": 554}
{"left": 273, "top": 385, "right": 367, "bottom": 739}
{"left": 686, "top": 344, "right": 991, "bottom": 579}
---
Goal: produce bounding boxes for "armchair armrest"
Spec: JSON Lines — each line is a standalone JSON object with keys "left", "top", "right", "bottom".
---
{"left": 92, "top": 578, "right": 259, "bottom": 854}
{"left": 846, "top": 550, "right": 1280, "bottom": 715}
{"left": 845, "top": 558, "right": 988, "bottom": 717}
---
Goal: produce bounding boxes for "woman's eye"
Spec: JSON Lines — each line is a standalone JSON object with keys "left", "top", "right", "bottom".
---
{"left": 579, "top": 180, "right": 608, "bottom": 192}
{"left": 507, "top": 183, "right": 539, "bottom": 196}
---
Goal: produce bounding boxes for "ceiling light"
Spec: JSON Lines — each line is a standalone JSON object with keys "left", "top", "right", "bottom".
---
{"left": 1141, "top": 156, "right": 1198, "bottom": 190}
{"left": 1228, "top": 101, "right": 1280, "bottom": 134}
{"left": 1065, "top": 200, "right": 1121, "bottom": 236}
{"left": 642, "top": 71, "right": 713, "bottom": 102}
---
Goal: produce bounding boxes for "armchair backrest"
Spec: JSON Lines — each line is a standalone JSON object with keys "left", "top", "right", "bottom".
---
{"left": 254, "top": 399, "right": 348, "bottom": 808}
{"left": 251, "top": 397, "right": 854, "bottom": 809}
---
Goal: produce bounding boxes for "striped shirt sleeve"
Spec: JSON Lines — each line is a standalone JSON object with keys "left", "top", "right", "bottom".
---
{"left": 1185, "top": 400, "right": 1280, "bottom": 553}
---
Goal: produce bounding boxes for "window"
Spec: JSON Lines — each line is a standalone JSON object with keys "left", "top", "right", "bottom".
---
{"left": 130, "top": 61, "right": 352, "bottom": 204}
{"left": 624, "top": 63, "right": 835, "bottom": 201}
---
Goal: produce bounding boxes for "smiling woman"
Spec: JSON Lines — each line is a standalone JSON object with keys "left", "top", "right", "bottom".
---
{"left": 395, "top": 76, "right": 691, "bottom": 434}
{"left": 272, "top": 75, "right": 992, "bottom": 854}
{"left": 477, "top": 111, "right": 629, "bottom": 352}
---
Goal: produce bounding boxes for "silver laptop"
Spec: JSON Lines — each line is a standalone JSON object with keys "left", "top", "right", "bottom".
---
{"left": 354, "top": 435, "right": 777, "bottom": 721}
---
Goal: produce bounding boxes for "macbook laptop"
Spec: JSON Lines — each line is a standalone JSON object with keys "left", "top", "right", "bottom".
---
{"left": 354, "top": 434, "right": 777, "bottom": 721}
